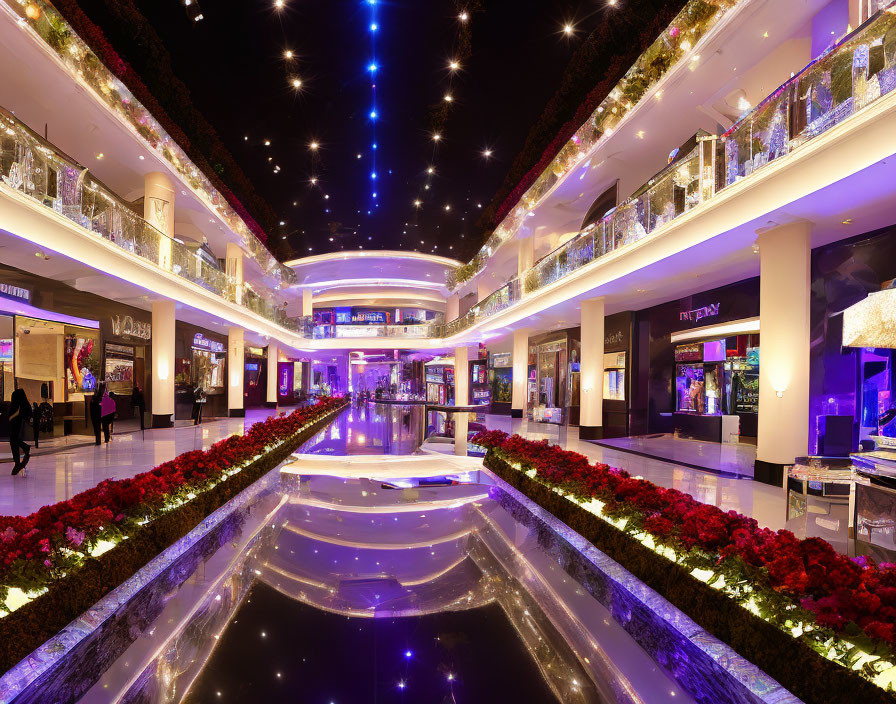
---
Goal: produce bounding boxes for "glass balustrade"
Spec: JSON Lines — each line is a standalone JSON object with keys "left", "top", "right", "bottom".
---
{"left": 0, "top": 107, "right": 297, "bottom": 333}
{"left": 724, "top": 6, "right": 896, "bottom": 186}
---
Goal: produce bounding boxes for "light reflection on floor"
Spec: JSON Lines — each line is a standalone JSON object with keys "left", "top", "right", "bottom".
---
{"left": 300, "top": 402, "right": 426, "bottom": 456}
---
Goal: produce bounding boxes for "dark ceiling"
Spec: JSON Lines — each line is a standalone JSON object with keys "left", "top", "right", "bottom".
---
{"left": 74, "top": 0, "right": 630, "bottom": 261}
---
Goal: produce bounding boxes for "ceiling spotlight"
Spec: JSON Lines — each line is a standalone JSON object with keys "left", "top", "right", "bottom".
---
{"left": 284, "top": 49, "right": 294, "bottom": 59}
{"left": 448, "top": 60, "right": 460, "bottom": 71}
{"left": 427, "top": 166, "right": 435, "bottom": 174}
{"left": 458, "top": 11, "right": 469, "bottom": 21}
{"left": 310, "top": 177, "right": 318, "bottom": 185}
{"left": 482, "top": 149, "right": 492, "bottom": 158}
{"left": 444, "top": 93, "right": 453, "bottom": 102}
{"left": 291, "top": 77, "right": 302, "bottom": 88}
{"left": 414, "top": 199, "right": 422, "bottom": 207}
{"left": 309, "top": 141, "right": 319, "bottom": 150}
{"left": 563, "top": 23, "right": 575, "bottom": 35}
{"left": 264, "top": 139, "right": 271, "bottom": 146}
{"left": 444, "top": 204, "right": 451, "bottom": 211}
{"left": 432, "top": 133, "right": 441, "bottom": 141}
{"left": 274, "top": 0, "right": 284, "bottom": 8}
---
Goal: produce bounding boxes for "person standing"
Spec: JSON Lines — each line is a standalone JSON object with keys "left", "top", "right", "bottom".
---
{"left": 7, "top": 388, "right": 32, "bottom": 475}
{"left": 192, "top": 385, "right": 206, "bottom": 426}
{"left": 131, "top": 385, "right": 146, "bottom": 432}
{"left": 100, "top": 385, "right": 116, "bottom": 443}
{"left": 90, "top": 384, "right": 103, "bottom": 445}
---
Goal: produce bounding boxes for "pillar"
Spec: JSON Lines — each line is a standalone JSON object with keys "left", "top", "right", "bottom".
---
{"left": 226, "top": 242, "right": 244, "bottom": 304}
{"left": 151, "top": 299, "right": 175, "bottom": 428}
{"left": 580, "top": 298, "right": 605, "bottom": 439}
{"left": 477, "top": 281, "right": 491, "bottom": 303}
{"left": 267, "top": 342, "right": 279, "bottom": 407}
{"left": 144, "top": 172, "right": 175, "bottom": 270}
{"left": 454, "top": 412, "right": 469, "bottom": 456}
{"left": 511, "top": 329, "right": 529, "bottom": 418}
{"left": 446, "top": 293, "right": 459, "bottom": 322}
{"left": 228, "top": 327, "right": 245, "bottom": 417}
{"left": 454, "top": 346, "right": 470, "bottom": 407}
{"left": 300, "top": 287, "right": 313, "bottom": 317}
{"left": 755, "top": 222, "right": 811, "bottom": 486}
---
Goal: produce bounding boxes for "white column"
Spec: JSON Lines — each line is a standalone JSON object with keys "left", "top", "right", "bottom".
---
{"left": 756, "top": 222, "right": 811, "bottom": 484}
{"left": 267, "top": 342, "right": 279, "bottom": 405}
{"left": 511, "top": 329, "right": 529, "bottom": 418}
{"left": 580, "top": 297, "right": 605, "bottom": 439}
{"left": 446, "top": 293, "right": 459, "bottom": 321}
{"left": 228, "top": 327, "right": 245, "bottom": 416}
{"left": 454, "top": 412, "right": 469, "bottom": 456}
{"left": 151, "top": 299, "right": 175, "bottom": 427}
{"left": 226, "top": 242, "right": 244, "bottom": 305}
{"left": 144, "top": 172, "right": 175, "bottom": 270}
{"left": 300, "top": 287, "right": 313, "bottom": 317}
{"left": 454, "top": 346, "right": 470, "bottom": 407}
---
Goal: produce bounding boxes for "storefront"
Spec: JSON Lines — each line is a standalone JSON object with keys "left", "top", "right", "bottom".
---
{"left": 425, "top": 357, "right": 454, "bottom": 406}
{"left": 175, "top": 325, "right": 227, "bottom": 420}
{"left": 278, "top": 358, "right": 309, "bottom": 405}
{"left": 602, "top": 312, "right": 635, "bottom": 438}
{"left": 0, "top": 264, "right": 154, "bottom": 436}
{"left": 244, "top": 346, "right": 267, "bottom": 408}
{"left": 469, "top": 346, "right": 490, "bottom": 407}
{"left": 489, "top": 352, "right": 513, "bottom": 414}
{"left": 810, "top": 225, "right": 896, "bottom": 456}
{"left": 632, "top": 278, "right": 761, "bottom": 442}
{"left": 527, "top": 329, "right": 581, "bottom": 425}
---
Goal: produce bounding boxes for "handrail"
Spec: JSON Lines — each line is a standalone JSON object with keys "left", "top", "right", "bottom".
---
{"left": 0, "top": 107, "right": 298, "bottom": 333}
{"left": 438, "top": 4, "right": 896, "bottom": 339}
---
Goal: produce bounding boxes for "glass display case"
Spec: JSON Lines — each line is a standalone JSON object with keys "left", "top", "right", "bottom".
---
{"left": 603, "top": 352, "right": 627, "bottom": 402}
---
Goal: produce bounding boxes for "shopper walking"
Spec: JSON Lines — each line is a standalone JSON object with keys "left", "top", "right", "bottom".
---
{"left": 131, "top": 385, "right": 146, "bottom": 433}
{"left": 90, "top": 384, "right": 103, "bottom": 445}
{"left": 7, "top": 388, "right": 32, "bottom": 475}
{"left": 192, "top": 385, "right": 206, "bottom": 426}
{"left": 100, "top": 385, "right": 116, "bottom": 443}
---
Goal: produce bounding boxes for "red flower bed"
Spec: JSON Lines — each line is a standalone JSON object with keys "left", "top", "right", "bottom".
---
{"left": 473, "top": 430, "right": 896, "bottom": 656}
{"left": 0, "top": 398, "right": 342, "bottom": 605}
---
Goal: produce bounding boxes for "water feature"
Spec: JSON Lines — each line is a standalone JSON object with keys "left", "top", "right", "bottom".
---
{"left": 3, "top": 404, "right": 796, "bottom": 704}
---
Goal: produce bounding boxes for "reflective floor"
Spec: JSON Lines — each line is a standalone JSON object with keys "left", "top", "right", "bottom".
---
{"left": 300, "top": 402, "right": 426, "bottom": 456}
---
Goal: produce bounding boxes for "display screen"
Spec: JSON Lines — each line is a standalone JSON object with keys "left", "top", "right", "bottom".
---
{"left": 603, "top": 369, "right": 626, "bottom": 401}
{"left": 65, "top": 334, "right": 100, "bottom": 396}
{"left": 104, "top": 343, "right": 135, "bottom": 394}
{"left": 674, "top": 343, "right": 702, "bottom": 363}
{"left": 676, "top": 364, "right": 705, "bottom": 412}
{"left": 703, "top": 339, "right": 726, "bottom": 362}
{"left": 0, "top": 339, "right": 11, "bottom": 362}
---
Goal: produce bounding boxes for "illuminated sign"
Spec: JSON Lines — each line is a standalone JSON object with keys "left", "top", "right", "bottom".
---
{"left": 679, "top": 302, "right": 720, "bottom": 323}
{"left": 0, "top": 282, "right": 31, "bottom": 304}
{"left": 111, "top": 314, "right": 152, "bottom": 340}
{"left": 192, "top": 333, "right": 225, "bottom": 353}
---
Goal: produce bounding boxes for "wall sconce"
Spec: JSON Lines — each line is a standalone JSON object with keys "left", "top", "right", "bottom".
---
{"left": 157, "top": 361, "right": 169, "bottom": 381}
{"left": 775, "top": 390, "right": 784, "bottom": 398}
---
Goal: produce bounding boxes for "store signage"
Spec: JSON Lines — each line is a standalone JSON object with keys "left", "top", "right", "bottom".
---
{"left": 0, "top": 282, "right": 32, "bottom": 304}
{"left": 605, "top": 330, "right": 624, "bottom": 347}
{"left": 680, "top": 302, "right": 720, "bottom": 323}
{"left": 351, "top": 311, "right": 388, "bottom": 324}
{"left": 192, "top": 333, "right": 225, "bottom": 353}
{"left": 111, "top": 314, "right": 151, "bottom": 340}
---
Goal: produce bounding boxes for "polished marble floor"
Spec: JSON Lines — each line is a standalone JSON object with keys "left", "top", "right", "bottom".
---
{"left": 593, "top": 433, "right": 758, "bottom": 478}
{"left": 0, "top": 407, "right": 298, "bottom": 517}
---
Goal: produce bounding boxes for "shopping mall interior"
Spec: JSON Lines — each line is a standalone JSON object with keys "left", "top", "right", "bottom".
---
{"left": 1, "top": 0, "right": 896, "bottom": 702}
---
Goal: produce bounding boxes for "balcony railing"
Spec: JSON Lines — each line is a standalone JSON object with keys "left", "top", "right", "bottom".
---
{"left": 436, "top": 6, "right": 896, "bottom": 338}
{"left": 307, "top": 322, "right": 439, "bottom": 339}
{"left": 0, "top": 107, "right": 297, "bottom": 333}
{"left": 723, "top": 7, "right": 896, "bottom": 186}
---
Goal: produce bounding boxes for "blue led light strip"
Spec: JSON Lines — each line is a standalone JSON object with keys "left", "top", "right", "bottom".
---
{"left": 367, "top": 0, "right": 379, "bottom": 207}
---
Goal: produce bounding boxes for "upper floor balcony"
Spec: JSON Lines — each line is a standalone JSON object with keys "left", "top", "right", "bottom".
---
{"left": 0, "top": 105, "right": 299, "bottom": 335}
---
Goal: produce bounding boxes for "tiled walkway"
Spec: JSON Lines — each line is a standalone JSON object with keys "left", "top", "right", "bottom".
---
{"left": 0, "top": 408, "right": 298, "bottom": 517}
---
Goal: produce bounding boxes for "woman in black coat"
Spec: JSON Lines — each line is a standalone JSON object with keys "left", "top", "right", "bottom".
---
{"left": 7, "top": 388, "right": 32, "bottom": 475}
